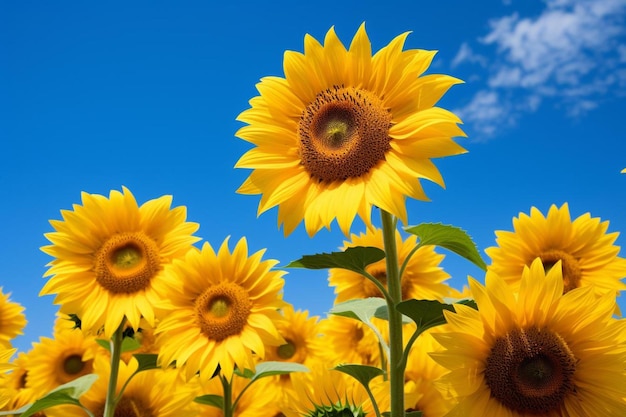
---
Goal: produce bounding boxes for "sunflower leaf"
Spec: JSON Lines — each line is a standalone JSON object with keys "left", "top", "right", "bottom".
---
{"left": 194, "top": 394, "right": 224, "bottom": 409}
{"left": 0, "top": 374, "right": 98, "bottom": 417}
{"left": 404, "top": 223, "right": 487, "bottom": 271}
{"left": 395, "top": 299, "right": 456, "bottom": 333}
{"left": 285, "top": 246, "right": 385, "bottom": 274}
{"left": 133, "top": 353, "right": 159, "bottom": 372}
{"left": 334, "top": 364, "right": 384, "bottom": 387}
{"left": 247, "top": 361, "right": 309, "bottom": 382}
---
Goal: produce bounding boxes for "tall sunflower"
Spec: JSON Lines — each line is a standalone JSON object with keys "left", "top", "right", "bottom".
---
{"left": 485, "top": 204, "right": 626, "bottom": 299}
{"left": 236, "top": 23, "right": 466, "bottom": 236}
{"left": 431, "top": 258, "right": 626, "bottom": 416}
{"left": 154, "top": 237, "right": 287, "bottom": 379}
{"left": 0, "top": 288, "right": 26, "bottom": 349}
{"left": 40, "top": 187, "right": 200, "bottom": 338}
{"left": 329, "top": 227, "right": 456, "bottom": 302}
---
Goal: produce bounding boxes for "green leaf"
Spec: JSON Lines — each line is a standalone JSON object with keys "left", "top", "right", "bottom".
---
{"left": 96, "top": 336, "right": 142, "bottom": 353}
{"left": 194, "top": 394, "right": 224, "bottom": 409}
{"left": 404, "top": 223, "right": 487, "bottom": 271}
{"left": 95, "top": 338, "right": 110, "bottom": 351}
{"left": 285, "top": 246, "right": 385, "bottom": 274}
{"left": 395, "top": 299, "right": 456, "bottom": 333}
{"left": 334, "top": 364, "right": 384, "bottom": 387}
{"left": 248, "top": 361, "right": 309, "bottom": 383}
{"left": 133, "top": 353, "right": 159, "bottom": 372}
{"left": 0, "top": 374, "right": 98, "bottom": 417}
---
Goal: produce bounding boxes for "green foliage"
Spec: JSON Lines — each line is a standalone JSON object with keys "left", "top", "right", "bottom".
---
{"left": 194, "top": 394, "right": 224, "bottom": 409}
{"left": 405, "top": 223, "right": 487, "bottom": 270}
{"left": 285, "top": 246, "right": 385, "bottom": 275}
{"left": 95, "top": 336, "right": 141, "bottom": 353}
{"left": 0, "top": 374, "right": 98, "bottom": 417}
{"left": 330, "top": 298, "right": 390, "bottom": 358}
{"left": 236, "top": 361, "right": 309, "bottom": 382}
{"left": 334, "top": 364, "right": 384, "bottom": 387}
{"left": 132, "top": 353, "right": 159, "bottom": 372}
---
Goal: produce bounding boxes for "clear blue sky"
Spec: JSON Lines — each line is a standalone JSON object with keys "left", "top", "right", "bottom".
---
{"left": 2, "top": 0, "right": 626, "bottom": 353}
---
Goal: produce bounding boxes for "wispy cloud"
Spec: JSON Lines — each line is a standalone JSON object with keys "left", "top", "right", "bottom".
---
{"left": 453, "top": 0, "right": 626, "bottom": 140}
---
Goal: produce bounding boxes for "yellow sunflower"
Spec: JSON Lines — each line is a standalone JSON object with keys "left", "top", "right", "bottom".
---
{"left": 329, "top": 227, "right": 456, "bottom": 302}
{"left": 485, "top": 203, "right": 626, "bottom": 299}
{"left": 0, "top": 348, "right": 16, "bottom": 408}
{"left": 154, "top": 237, "right": 287, "bottom": 379}
{"left": 235, "top": 23, "right": 466, "bottom": 236}
{"left": 48, "top": 355, "right": 198, "bottom": 417}
{"left": 40, "top": 186, "right": 200, "bottom": 338}
{"left": 27, "top": 323, "right": 100, "bottom": 396}
{"left": 431, "top": 258, "right": 626, "bottom": 416}
{"left": 1, "top": 349, "right": 39, "bottom": 413}
{"left": 317, "top": 314, "right": 381, "bottom": 367}
{"left": 0, "top": 288, "right": 27, "bottom": 349}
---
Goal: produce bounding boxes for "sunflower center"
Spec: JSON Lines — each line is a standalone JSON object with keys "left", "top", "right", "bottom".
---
{"left": 298, "top": 86, "right": 392, "bottom": 182}
{"left": 484, "top": 327, "right": 576, "bottom": 414}
{"left": 95, "top": 232, "right": 160, "bottom": 294}
{"left": 58, "top": 353, "right": 93, "bottom": 384}
{"left": 363, "top": 269, "right": 387, "bottom": 298}
{"left": 539, "top": 250, "right": 581, "bottom": 293}
{"left": 195, "top": 283, "right": 253, "bottom": 342}
{"left": 95, "top": 396, "right": 153, "bottom": 417}
{"left": 277, "top": 339, "right": 297, "bottom": 360}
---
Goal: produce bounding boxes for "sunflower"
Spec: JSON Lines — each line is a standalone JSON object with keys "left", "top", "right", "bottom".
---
{"left": 283, "top": 366, "right": 388, "bottom": 417}
{"left": 40, "top": 187, "right": 200, "bottom": 338}
{"left": 0, "top": 348, "right": 16, "bottom": 408}
{"left": 329, "top": 227, "right": 456, "bottom": 302}
{"left": 26, "top": 322, "right": 100, "bottom": 396}
{"left": 431, "top": 258, "right": 626, "bottom": 416}
{"left": 235, "top": 23, "right": 466, "bottom": 236}
{"left": 1, "top": 349, "right": 39, "bottom": 413}
{"left": 0, "top": 288, "right": 27, "bottom": 349}
{"left": 317, "top": 314, "right": 381, "bottom": 367}
{"left": 154, "top": 237, "right": 287, "bottom": 379}
{"left": 485, "top": 203, "right": 626, "bottom": 300}
{"left": 48, "top": 355, "right": 198, "bottom": 417}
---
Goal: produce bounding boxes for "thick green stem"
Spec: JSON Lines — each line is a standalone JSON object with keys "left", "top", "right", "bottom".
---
{"left": 103, "top": 321, "right": 125, "bottom": 417}
{"left": 221, "top": 375, "right": 234, "bottom": 417}
{"left": 380, "top": 210, "right": 405, "bottom": 417}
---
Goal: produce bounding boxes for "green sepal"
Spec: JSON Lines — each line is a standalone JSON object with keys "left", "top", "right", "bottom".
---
{"left": 0, "top": 374, "right": 98, "bottom": 417}
{"left": 285, "top": 246, "right": 385, "bottom": 275}
{"left": 404, "top": 223, "right": 487, "bottom": 270}
{"left": 194, "top": 394, "right": 224, "bottom": 409}
{"left": 334, "top": 364, "right": 384, "bottom": 387}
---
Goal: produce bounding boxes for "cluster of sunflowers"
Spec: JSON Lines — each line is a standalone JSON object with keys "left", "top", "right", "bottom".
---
{"left": 1, "top": 23, "right": 626, "bottom": 417}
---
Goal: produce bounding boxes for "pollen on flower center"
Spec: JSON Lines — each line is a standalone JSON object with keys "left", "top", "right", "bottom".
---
{"left": 95, "top": 232, "right": 160, "bottom": 294}
{"left": 539, "top": 250, "right": 582, "bottom": 293}
{"left": 298, "top": 85, "right": 392, "bottom": 182}
{"left": 484, "top": 327, "right": 576, "bottom": 414}
{"left": 195, "top": 283, "right": 253, "bottom": 341}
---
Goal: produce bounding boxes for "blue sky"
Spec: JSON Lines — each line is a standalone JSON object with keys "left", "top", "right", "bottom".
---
{"left": 2, "top": 0, "right": 626, "bottom": 353}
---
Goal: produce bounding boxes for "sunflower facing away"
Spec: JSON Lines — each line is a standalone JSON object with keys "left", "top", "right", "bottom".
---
{"left": 154, "top": 237, "right": 287, "bottom": 379}
{"left": 235, "top": 23, "right": 466, "bottom": 236}
{"left": 0, "top": 288, "right": 26, "bottom": 349}
{"left": 40, "top": 187, "right": 200, "bottom": 338}
{"left": 485, "top": 203, "right": 626, "bottom": 301}
{"left": 329, "top": 227, "right": 456, "bottom": 303}
{"left": 431, "top": 258, "right": 626, "bottom": 416}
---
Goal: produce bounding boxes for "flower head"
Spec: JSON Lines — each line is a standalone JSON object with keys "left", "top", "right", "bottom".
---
{"left": 40, "top": 187, "right": 200, "bottom": 337}
{"left": 0, "top": 288, "right": 26, "bottom": 349}
{"left": 432, "top": 258, "right": 626, "bottom": 416}
{"left": 154, "top": 237, "right": 287, "bottom": 379}
{"left": 236, "top": 23, "right": 466, "bottom": 236}
{"left": 485, "top": 203, "right": 626, "bottom": 304}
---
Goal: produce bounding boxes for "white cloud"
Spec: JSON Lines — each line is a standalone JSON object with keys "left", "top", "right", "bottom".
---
{"left": 456, "top": 0, "right": 626, "bottom": 140}
{"left": 451, "top": 42, "right": 488, "bottom": 68}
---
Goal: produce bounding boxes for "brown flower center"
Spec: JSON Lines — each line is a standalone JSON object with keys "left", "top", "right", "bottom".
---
{"left": 484, "top": 327, "right": 576, "bottom": 414}
{"left": 95, "top": 232, "right": 160, "bottom": 294}
{"left": 195, "top": 283, "right": 253, "bottom": 341}
{"left": 94, "top": 395, "right": 153, "bottom": 417}
{"left": 539, "top": 250, "right": 581, "bottom": 293}
{"left": 277, "top": 339, "right": 297, "bottom": 360}
{"left": 58, "top": 353, "right": 93, "bottom": 384}
{"left": 298, "top": 86, "right": 392, "bottom": 182}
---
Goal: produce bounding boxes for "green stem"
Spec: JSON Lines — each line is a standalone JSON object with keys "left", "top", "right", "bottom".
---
{"left": 380, "top": 210, "right": 405, "bottom": 417}
{"left": 221, "top": 375, "right": 234, "bottom": 417}
{"left": 103, "top": 320, "right": 126, "bottom": 417}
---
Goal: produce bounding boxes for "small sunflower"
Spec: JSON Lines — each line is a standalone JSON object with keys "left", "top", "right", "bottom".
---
{"left": 27, "top": 323, "right": 99, "bottom": 396}
{"left": 0, "top": 288, "right": 26, "bottom": 349}
{"left": 431, "top": 258, "right": 626, "bottom": 416}
{"left": 318, "top": 314, "right": 381, "bottom": 367}
{"left": 236, "top": 23, "right": 466, "bottom": 236}
{"left": 485, "top": 203, "right": 626, "bottom": 299}
{"left": 49, "top": 355, "right": 198, "bottom": 417}
{"left": 2, "top": 349, "right": 39, "bottom": 412}
{"left": 329, "top": 227, "right": 456, "bottom": 302}
{"left": 40, "top": 187, "right": 200, "bottom": 338}
{"left": 0, "top": 348, "right": 16, "bottom": 408}
{"left": 154, "top": 237, "right": 287, "bottom": 379}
